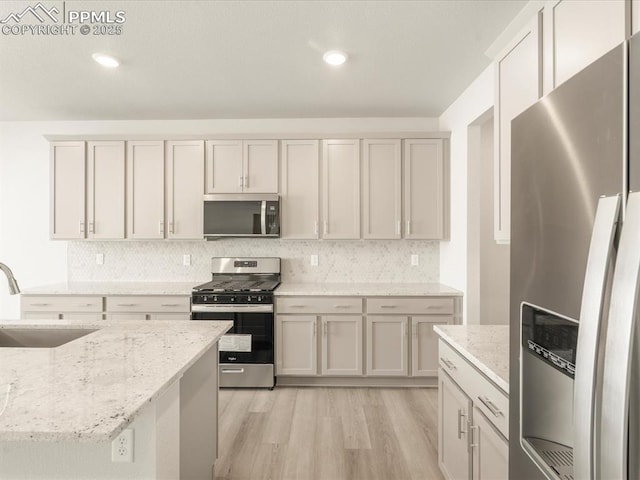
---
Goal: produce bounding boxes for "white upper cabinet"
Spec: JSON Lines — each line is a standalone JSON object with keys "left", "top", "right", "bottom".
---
{"left": 86, "top": 141, "right": 125, "bottom": 240}
{"left": 50, "top": 141, "right": 86, "bottom": 239}
{"left": 494, "top": 13, "right": 542, "bottom": 243}
{"left": 362, "top": 139, "right": 402, "bottom": 239}
{"left": 543, "top": 0, "right": 627, "bottom": 92}
{"left": 280, "top": 140, "right": 320, "bottom": 239}
{"left": 322, "top": 139, "right": 361, "bottom": 239}
{"left": 205, "top": 140, "right": 242, "bottom": 193}
{"left": 205, "top": 140, "right": 278, "bottom": 193}
{"left": 243, "top": 140, "right": 278, "bottom": 193}
{"left": 166, "top": 140, "right": 204, "bottom": 239}
{"left": 403, "top": 139, "right": 446, "bottom": 239}
{"left": 126, "top": 141, "right": 165, "bottom": 239}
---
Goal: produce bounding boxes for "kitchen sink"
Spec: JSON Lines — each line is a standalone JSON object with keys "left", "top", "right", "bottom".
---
{"left": 0, "top": 328, "right": 97, "bottom": 348}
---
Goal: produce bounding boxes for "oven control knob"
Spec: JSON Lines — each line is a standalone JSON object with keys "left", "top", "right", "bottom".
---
{"left": 203, "top": 296, "right": 208, "bottom": 302}
{"left": 213, "top": 296, "right": 217, "bottom": 302}
{"left": 258, "top": 296, "right": 263, "bottom": 302}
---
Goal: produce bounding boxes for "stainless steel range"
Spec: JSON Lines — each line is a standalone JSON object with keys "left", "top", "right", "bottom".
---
{"left": 191, "top": 257, "right": 280, "bottom": 388}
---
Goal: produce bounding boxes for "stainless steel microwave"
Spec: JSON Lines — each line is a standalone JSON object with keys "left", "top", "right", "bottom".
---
{"left": 203, "top": 194, "right": 280, "bottom": 239}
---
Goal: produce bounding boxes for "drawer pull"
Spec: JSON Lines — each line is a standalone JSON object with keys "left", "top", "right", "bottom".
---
{"left": 74, "top": 303, "right": 94, "bottom": 307}
{"left": 478, "top": 396, "right": 503, "bottom": 417}
{"left": 289, "top": 305, "right": 306, "bottom": 308}
{"left": 380, "top": 305, "right": 397, "bottom": 309}
{"left": 160, "top": 304, "right": 180, "bottom": 307}
{"left": 457, "top": 409, "right": 466, "bottom": 439}
{"left": 333, "top": 305, "right": 351, "bottom": 309}
{"left": 426, "top": 305, "right": 445, "bottom": 310}
{"left": 441, "top": 357, "right": 456, "bottom": 370}
{"left": 221, "top": 368, "right": 245, "bottom": 374}
{"left": 30, "top": 303, "right": 51, "bottom": 307}
{"left": 117, "top": 303, "right": 138, "bottom": 307}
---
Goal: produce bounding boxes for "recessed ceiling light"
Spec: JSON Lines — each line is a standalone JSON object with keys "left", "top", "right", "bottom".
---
{"left": 323, "top": 50, "right": 348, "bottom": 66}
{"left": 92, "top": 53, "right": 119, "bottom": 68}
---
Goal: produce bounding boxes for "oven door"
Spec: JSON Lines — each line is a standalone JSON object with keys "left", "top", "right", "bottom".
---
{"left": 191, "top": 310, "right": 274, "bottom": 364}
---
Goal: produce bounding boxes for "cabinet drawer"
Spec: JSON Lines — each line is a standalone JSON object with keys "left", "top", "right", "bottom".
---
{"left": 439, "top": 340, "right": 509, "bottom": 439}
{"left": 277, "top": 297, "right": 362, "bottom": 314}
{"left": 367, "top": 297, "right": 453, "bottom": 315}
{"left": 105, "top": 296, "right": 190, "bottom": 313}
{"left": 21, "top": 295, "right": 102, "bottom": 313}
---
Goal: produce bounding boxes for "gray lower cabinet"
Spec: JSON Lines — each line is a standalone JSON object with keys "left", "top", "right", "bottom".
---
{"left": 276, "top": 295, "right": 456, "bottom": 380}
{"left": 438, "top": 339, "right": 508, "bottom": 480}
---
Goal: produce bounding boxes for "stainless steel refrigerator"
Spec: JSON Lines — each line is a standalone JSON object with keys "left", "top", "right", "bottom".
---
{"left": 510, "top": 33, "right": 640, "bottom": 479}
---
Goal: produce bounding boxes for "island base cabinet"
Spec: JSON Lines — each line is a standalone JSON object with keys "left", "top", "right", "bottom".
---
{"left": 438, "top": 369, "right": 472, "bottom": 480}
{"left": 471, "top": 407, "right": 508, "bottom": 480}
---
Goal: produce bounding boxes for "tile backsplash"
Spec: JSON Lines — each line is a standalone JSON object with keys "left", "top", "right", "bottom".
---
{"left": 68, "top": 240, "right": 439, "bottom": 283}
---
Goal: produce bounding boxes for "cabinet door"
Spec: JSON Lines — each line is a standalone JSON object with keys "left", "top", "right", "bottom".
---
{"left": 50, "top": 141, "right": 86, "bottom": 239}
{"left": 321, "top": 315, "right": 363, "bottom": 376}
{"left": 277, "top": 315, "right": 317, "bottom": 376}
{"left": 280, "top": 140, "right": 320, "bottom": 239}
{"left": 403, "top": 139, "right": 445, "bottom": 239}
{"left": 205, "top": 140, "right": 243, "bottom": 193}
{"left": 471, "top": 407, "right": 508, "bottom": 480}
{"left": 411, "top": 315, "right": 450, "bottom": 377}
{"left": 87, "top": 141, "right": 125, "bottom": 239}
{"left": 127, "top": 141, "right": 165, "bottom": 239}
{"left": 544, "top": 0, "right": 626, "bottom": 91}
{"left": 439, "top": 370, "right": 472, "bottom": 480}
{"left": 494, "top": 14, "right": 541, "bottom": 243}
{"left": 166, "top": 140, "right": 204, "bottom": 239}
{"left": 366, "top": 316, "right": 408, "bottom": 376}
{"left": 243, "top": 140, "right": 278, "bottom": 193}
{"left": 362, "top": 139, "right": 401, "bottom": 239}
{"left": 322, "top": 139, "right": 360, "bottom": 239}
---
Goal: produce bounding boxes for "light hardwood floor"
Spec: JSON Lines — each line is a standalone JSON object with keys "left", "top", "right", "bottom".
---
{"left": 215, "top": 387, "right": 444, "bottom": 480}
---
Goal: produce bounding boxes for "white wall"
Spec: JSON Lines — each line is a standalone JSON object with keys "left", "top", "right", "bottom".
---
{"left": 0, "top": 117, "right": 439, "bottom": 319}
{"left": 438, "top": 65, "right": 495, "bottom": 323}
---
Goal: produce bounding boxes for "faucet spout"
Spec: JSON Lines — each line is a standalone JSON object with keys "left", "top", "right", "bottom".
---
{"left": 0, "top": 263, "right": 20, "bottom": 295}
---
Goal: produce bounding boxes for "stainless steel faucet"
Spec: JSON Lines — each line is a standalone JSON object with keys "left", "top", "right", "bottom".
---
{"left": 0, "top": 263, "right": 20, "bottom": 295}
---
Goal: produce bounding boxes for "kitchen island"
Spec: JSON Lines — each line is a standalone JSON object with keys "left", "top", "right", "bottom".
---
{"left": 0, "top": 319, "right": 232, "bottom": 479}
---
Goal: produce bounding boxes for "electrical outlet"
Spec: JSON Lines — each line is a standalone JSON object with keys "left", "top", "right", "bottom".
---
{"left": 96, "top": 253, "right": 104, "bottom": 265}
{"left": 310, "top": 254, "right": 319, "bottom": 266}
{"left": 183, "top": 254, "right": 191, "bottom": 266}
{"left": 411, "top": 254, "right": 419, "bottom": 266}
{"left": 111, "top": 428, "right": 134, "bottom": 463}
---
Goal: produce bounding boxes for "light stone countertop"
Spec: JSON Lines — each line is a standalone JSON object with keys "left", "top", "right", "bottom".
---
{"left": 0, "top": 319, "right": 232, "bottom": 442}
{"left": 275, "top": 282, "right": 462, "bottom": 297}
{"left": 21, "top": 282, "right": 197, "bottom": 296}
{"left": 434, "top": 325, "right": 509, "bottom": 393}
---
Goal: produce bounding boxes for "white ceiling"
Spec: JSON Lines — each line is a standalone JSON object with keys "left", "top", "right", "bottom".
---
{"left": 0, "top": 0, "right": 526, "bottom": 121}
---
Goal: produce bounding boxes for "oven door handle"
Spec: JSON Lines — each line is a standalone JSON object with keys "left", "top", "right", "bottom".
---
{"left": 191, "top": 304, "right": 273, "bottom": 313}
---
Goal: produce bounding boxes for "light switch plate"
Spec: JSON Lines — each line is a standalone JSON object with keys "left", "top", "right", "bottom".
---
{"left": 96, "top": 253, "right": 104, "bottom": 265}
{"left": 411, "top": 254, "right": 419, "bottom": 266}
{"left": 183, "top": 254, "right": 191, "bottom": 266}
{"left": 310, "top": 254, "right": 319, "bottom": 266}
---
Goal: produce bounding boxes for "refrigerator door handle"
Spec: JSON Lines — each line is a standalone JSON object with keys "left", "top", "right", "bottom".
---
{"left": 574, "top": 194, "right": 621, "bottom": 480}
{"left": 600, "top": 191, "right": 640, "bottom": 480}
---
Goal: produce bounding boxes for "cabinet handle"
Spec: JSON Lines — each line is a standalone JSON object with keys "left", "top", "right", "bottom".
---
{"left": 407, "top": 220, "right": 411, "bottom": 235}
{"left": 404, "top": 322, "right": 408, "bottom": 338}
{"left": 117, "top": 303, "right": 138, "bottom": 307}
{"left": 333, "top": 305, "right": 351, "bottom": 309}
{"left": 314, "top": 221, "right": 319, "bottom": 236}
{"left": 289, "top": 305, "right": 305, "bottom": 308}
{"left": 31, "top": 303, "right": 50, "bottom": 307}
{"left": 477, "top": 396, "right": 503, "bottom": 417}
{"left": 469, "top": 425, "right": 479, "bottom": 448}
{"left": 412, "top": 324, "right": 418, "bottom": 337}
{"left": 457, "top": 409, "right": 466, "bottom": 439}
{"left": 380, "top": 305, "right": 397, "bottom": 309}
{"left": 396, "top": 220, "right": 401, "bottom": 235}
{"left": 244, "top": 176, "right": 249, "bottom": 188}
{"left": 74, "top": 303, "right": 94, "bottom": 307}
{"left": 441, "top": 357, "right": 456, "bottom": 370}
{"left": 169, "top": 222, "right": 174, "bottom": 234}
{"left": 89, "top": 222, "right": 95, "bottom": 234}
{"left": 426, "top": 305, "right": 444, "bottom": 310}
{"left": 159, "top": 221, "right": 164, "bottom": 234}
{"left": 313, "top": 319, "right": 316, "bottom": 337}
{"left": 238, "top": 176, "right": 243, "bottom": 188}
{"left": 324, "top": 221, "right": 328, "bottom": 235}
{"left": 323, "top": 320, "right": 327, "bottom": 337}
{"left": 161, "top": 303, "right": 180, "bottom": 307}
{"left": 79, "top": 222, "right": 85, "bottom": 234}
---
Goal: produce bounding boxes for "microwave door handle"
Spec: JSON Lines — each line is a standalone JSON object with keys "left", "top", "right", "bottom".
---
{"left": 573, "top": 194, "right": 621, "bottom": 480}
{"left": 600, "top": 192, "right": 640, "bottom": 480}
{"left": 261, "top": 200, "right": 267, "bottom": 235}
